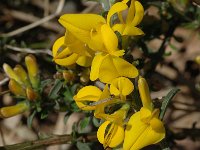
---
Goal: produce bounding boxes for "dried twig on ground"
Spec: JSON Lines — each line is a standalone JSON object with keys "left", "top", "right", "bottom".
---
{"left": 0, "top": 0, "right": 65, "bottom": 37}
{"left": 5, "top": 45, "right": 52, "bottom": 56}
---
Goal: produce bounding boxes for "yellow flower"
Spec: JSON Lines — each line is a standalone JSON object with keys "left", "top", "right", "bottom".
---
{"left": 73, "top": 85, "right": 113, "bottom": 111}
{"left": 90, "top": 53, "right": 138, "bottom": 83}
{"left": 111, "top": 0, "right": 144, "bottom": 36}
{"left": 97, "top": 121, "right": 124, "bottom": 148}
{"left": 0, "top": 101, "right": 29, "bottom": 118}
{"left": 123, "top": 77, "right": 165, "bottom": 150}
{"left": 52, "top": 32, "right": 94, "bottom": 67}
{"left": 96, "top": 104, "right": 130, "bottom": 148}
{"left": 110, "top": 77, "right": 134, "bottom": 100}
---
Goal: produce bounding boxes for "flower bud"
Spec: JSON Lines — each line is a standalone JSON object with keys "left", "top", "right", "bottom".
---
{"left": 63, "top": 71, "right": 75, "bottom": 82}
{"left": 14, "top": 65, "right": 31, "bottom": 87}
{"left": 8, "top": 79, "right": 26, "bottom": 97}
{"left": 26, "top": 87, "right": 38, "bottom": 101}
{"left": 0, "top": 101, "right": 29, "bottom": 118}
{"left": 25, "top": 55, "right": 39, "bottom": 88}
{"left": 3, "top": 63, "right": 22, "bottom": 85}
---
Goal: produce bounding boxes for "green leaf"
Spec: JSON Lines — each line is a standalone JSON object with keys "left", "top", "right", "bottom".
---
{"left": 27, "top": 110, "right": 36, "bottom": 128}
{"left": 76, "top": 141, "right": 91, "bottom": 150}
{"left": 48, "top": 79, "right": 63, "bottom": 99}
{"left": 40, "top": 111, "right": 48, "bottom": 119}
{"left": 159, "top": 88, "right": 180, "bottom": 120}
{"left": 40, "top": 79, "right": 52, "bottom": 90}
{"left": 92, "top": 117, "right": 102, "bottom": 127}
{"left": 79, "top": 117, "right": 90, "bottom": 130}
{"left": 63, "top": 86, "right": 74, "bottom": 102}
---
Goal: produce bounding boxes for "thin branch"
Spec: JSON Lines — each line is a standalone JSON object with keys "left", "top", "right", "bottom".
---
{"left": 0, "top": 0, "right": 65, "bottom": 37}
{"left": 0, "top": 133, "right": 97, "bottom": 150}
{"left": 5, "top": 45, "right": 52, "bottom": 56}
{"left": 0, "top": 77, "right": 9, "bottom": 86}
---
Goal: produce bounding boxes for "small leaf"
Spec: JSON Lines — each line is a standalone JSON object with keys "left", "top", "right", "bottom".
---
{"left": 92, "top": 117, "right": 102, "bottom": 127}
{"left": 27, "top": 110, "right": 36, "bottom": 128}
{"left": 159, "top": 88, "right": 180, "bottom": 120}
{"left": 40, "top": 79, "right": 52, "bottom": 90}
{"left": 40, "top": 111, "right": 48, "bottom": 119}
{"left": 48, "top": 79, "right": 63, "bottom": 99}
{"left": 79, "top": 117, "right": 90, "bottom": 130}
{"left": 76, "top": 141, "right": 91, "bottom": 150}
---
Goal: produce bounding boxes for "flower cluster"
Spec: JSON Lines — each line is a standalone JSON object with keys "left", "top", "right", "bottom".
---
{"left": 52, "top": 0, "right": 165, "bottom": 149}
{"left": 1, "top": 55, "right": 40, "bottom": 118}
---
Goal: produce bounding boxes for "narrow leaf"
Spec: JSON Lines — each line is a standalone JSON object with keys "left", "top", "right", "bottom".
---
{"left": 48, "top": 79, "right": 63, "bottom": 99}
{"left": 159, "top": 88, "right": 180, "bottom": 120}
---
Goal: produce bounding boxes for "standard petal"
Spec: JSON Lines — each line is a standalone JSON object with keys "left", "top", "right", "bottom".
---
{"left": 112, "top": 57, "right": 138, "bottom": 78}
{"left": 107, "top": 2, "right": 128, "bottom": 25}
{"left": 90, "top": 53, "right": 107, "bottom": 81}
{"left": 98, "top": 55, "right": 119, "bottom": 83}
{"left": 101, "top": 24, "right": 118, "bottom": 54}
{"left": 59, "top": 14, "right": 106, "bottom": 44}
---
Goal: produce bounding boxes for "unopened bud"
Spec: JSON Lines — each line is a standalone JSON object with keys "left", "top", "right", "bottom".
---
{"left": 26, "top": 87, "right": 38, "bottom": 101}
{"left": 63, "top": 71, "right": 75, "bottom": 82}
{"left": 14, "top": 65, "right": 31, "bottom": 87}
{"left": 0, "top": 101, "right": 29, "bottom": 118}
{"left": 9, "top": 79, "right": 26, "bottom": 97}
{"left": 3, "top": 63, "right": 22, "bottom": 85}
{"left": 25, "top": 55, "right": 39, "bottom": 88}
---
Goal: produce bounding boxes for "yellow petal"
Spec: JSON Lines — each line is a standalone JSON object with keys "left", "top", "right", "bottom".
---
{"left": 76, "top": 56, "right": 93, "bottom": 67}
{"left": 101, "top": 24, "right": 118, "bottom": 54}
{"left": 140, "top": 107, "right": 152, "bottom": 123}
{"left": 59, "top": 14, "right": 106, "bottom": 44}
{"left": 123, "top": 110, "right": 165, "bottom": 150}
{"left": 150, "top": 117, "right": 165, "bottom": 133}
{"left": 55, "top": 53, "right": 79, "bottom": 66}
{"left": 107, "top": 2, "right": 128, "bottom": 25}
{"left": 8, "top": 79, "right": 26, "bottom": 97}
{"left": 123, "top": 25, "right": 144, "bottom": 36}
{"left": 110, "top": 77, "right": 134, "bottom": 97}
{"left": 112, "top": 24, "right": 126, "bottom": 35}
{"left": 112, "top": 56, "right": 138, "bottom": 78}
{"left": 130, "top": 1, "right": 144, "bottom": 26}
{"left": 74, "top": 86, "right": 102, "bottom": 101}
{"left": 98, "top": 55, "right": 120, "bottom": 83}
{"left": 123, "top": 112, "right": 147, "bottom": 150}
{"left": 97, "top": 121, "right": 124, "bottom": 148}
{"left": 0, "top": 102, "right": 29, "bottom": 118}
{"left": 3, "top": 63, "right": 22, "bottom": 85}
{"left": 138, "top": 77, "right": 153, "bottom": 110}
{"left": 126, "top": 0, "right": 136, "bottom": 24}
{"left": 90, "top": 53, "right": 107, "bottom": 81}
{"left": 52, "top": 36, "right": 65, "bottom": 57}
